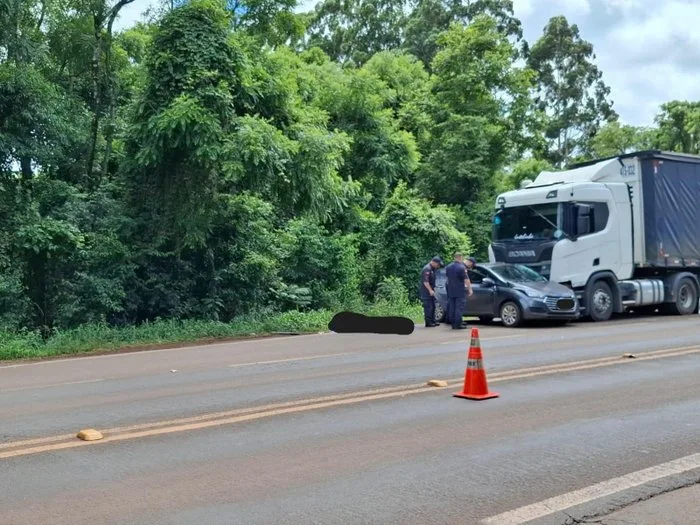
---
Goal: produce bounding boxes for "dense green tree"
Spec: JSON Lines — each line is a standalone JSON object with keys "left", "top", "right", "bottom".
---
{"left": 305, "top": 0, "right": 408, "bottom": 65}
{"left": 404, "top": 0, "right": 524, "bottom": 69}
{"left": 654, "top": 101, "right": 700, "bottom": 154}
{"left": 500, "top": 157, "right": 552, "bottom": 190}
{"left": 367, "top": 182, "right": 472, "bottom": 297}
{"left": 307, "top": 59, "right": 420, "bottom": 210}
{"left": 588, "top": 120, "right": 656, "bottom": 158}
{"left": 528, "top": 16, "right": 616, "bottom": 167}
{"left": 362, "top": 50, "right": 433, "bottom": 145}
{"left": 123, "top": 0, "right": 249, "bottom": 247}
{"left": 418, "top": 16, "right": 534, "bottom": 205}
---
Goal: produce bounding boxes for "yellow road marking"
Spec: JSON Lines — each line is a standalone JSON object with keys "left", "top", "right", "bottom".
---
{"left": 2, "top": 344, "right": 699, "bottom": 460}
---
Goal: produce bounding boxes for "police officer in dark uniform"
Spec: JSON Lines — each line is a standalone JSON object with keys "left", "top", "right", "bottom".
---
{"left": 419, "top": 256, "right": 443, "bottom": 327}
{"left": 446, "top": 252, "right": 473, "bottom": 330}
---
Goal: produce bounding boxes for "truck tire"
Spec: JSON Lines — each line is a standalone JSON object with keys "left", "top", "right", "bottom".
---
{"left": 664, "top": 277, "right": 698, "bottom": 315}
{"left": 587, "top": 280, "right": 614, "bottom": 322}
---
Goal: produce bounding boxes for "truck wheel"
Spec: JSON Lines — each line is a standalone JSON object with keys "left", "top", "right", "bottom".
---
{"left": 665, "top": 278, "right": 698, "bottom": 315}
{"left": 499, "top": 302, "right": 522, "bottom": 328}
{"left": 587, "top": 281, "right": 614, "bottom": 322}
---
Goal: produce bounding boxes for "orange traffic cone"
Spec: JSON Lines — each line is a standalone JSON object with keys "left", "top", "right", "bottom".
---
{"left": 453, "top": 328, "right": 499, "bottom": 400}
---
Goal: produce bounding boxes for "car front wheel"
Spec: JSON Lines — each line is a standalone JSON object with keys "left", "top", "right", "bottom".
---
{"left": 500, "top": 301, "right": 522, "bottom": 328}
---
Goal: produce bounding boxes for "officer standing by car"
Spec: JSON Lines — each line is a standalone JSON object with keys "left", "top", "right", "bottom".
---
{"left": 447, "top": 256, "right": 477, "bottom": 325}
{"left": 419, "top": 256, "right": 443, "bottom": 327}
{"left": 446, "top": 252, "right": 473, "bottom": 330}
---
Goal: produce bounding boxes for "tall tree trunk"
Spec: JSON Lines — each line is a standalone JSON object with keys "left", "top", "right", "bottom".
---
{"left": 92, "top": 0, "right": 136, "bottom": 184}
{"left": 26, "top": 250, "right": 49, "bottom": 334}
{"left": 86, "top": 20, "right": 104, "bottom": 187}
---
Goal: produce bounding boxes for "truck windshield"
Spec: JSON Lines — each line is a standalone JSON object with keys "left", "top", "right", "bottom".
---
{"left": 493, "top": 203, "right": 565, "bottom": 242}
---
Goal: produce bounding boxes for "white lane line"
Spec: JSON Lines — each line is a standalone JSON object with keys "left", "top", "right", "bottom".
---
{"left": 228, "top": 353, "right": 353, "bottom": 368}
{"left": 0, "top": 378, "right": 105, "bottom": 393}
{"left": 481, "top": 452, "right": 700, "bottom": 525}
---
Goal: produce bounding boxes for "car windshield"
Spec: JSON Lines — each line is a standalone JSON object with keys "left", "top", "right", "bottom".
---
{"left": 489, "top": 264, "right": 547, "bottom": 284}
{"left": 493, "top": 203, "right": 567, "bottom": 242}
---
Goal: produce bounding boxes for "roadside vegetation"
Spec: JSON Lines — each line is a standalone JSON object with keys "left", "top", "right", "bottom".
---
{"left": 2, "top": 0, "right": 698, "bottom": 359}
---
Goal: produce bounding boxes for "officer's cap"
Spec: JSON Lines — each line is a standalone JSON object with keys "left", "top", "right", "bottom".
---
{"left": 431, "top": 256, "right": 444, "bottom": 267}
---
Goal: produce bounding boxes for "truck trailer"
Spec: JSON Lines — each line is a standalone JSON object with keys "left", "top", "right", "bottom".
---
{"left": 488, "top": 150, "right": 700, "bottom": 322}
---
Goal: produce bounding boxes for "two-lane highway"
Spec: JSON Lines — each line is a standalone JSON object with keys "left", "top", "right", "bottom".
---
{"left": 2, "top": 315, "right": 700, "bottom": 524}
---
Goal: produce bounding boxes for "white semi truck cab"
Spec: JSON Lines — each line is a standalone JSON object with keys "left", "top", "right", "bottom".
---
{"left": 488, "top": 150, "right": 700, "bottom": 321}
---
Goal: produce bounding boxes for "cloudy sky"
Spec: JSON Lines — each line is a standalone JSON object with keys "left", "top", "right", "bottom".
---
{"left": 115, "top": 0, "right": 700, "bottom": 126}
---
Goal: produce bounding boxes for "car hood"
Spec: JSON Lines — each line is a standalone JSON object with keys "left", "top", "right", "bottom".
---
{"left": 508, "top": 280, "right": 575, "bottom": 297}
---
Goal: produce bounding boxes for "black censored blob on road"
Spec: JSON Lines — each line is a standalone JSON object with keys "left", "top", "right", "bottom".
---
{"left": 328, "top": 311, "right": 414, "bottom": 335}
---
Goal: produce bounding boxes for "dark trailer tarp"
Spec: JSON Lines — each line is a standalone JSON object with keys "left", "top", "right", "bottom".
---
{"left": 641, "top": 153, "right": 700, "bottom": 267}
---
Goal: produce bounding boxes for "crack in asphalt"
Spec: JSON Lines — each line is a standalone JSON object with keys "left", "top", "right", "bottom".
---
{"left": 559, "top": 478, "right": 700, "bottom": 525}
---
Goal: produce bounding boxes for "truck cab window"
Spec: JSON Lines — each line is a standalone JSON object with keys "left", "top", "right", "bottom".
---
{"left": 576, "top": 202, "right": 610, "bottom": 237}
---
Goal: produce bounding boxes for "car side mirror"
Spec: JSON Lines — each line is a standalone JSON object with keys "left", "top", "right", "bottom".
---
{"left": 482, "top": 278, "right": 495, "bottom": 288}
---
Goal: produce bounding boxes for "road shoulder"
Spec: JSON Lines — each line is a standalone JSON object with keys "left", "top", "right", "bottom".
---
{"left": 600, "top": 481, "right": 700, "bottom": 525}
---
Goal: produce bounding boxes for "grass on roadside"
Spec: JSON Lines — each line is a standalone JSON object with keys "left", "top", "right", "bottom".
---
{"left": 0, "top": 302, "right": 424, "bottom": 361}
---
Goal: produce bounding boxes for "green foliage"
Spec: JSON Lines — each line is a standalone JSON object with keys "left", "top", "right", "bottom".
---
{"left": 310, "top": 61, "right": 420, "bottom": 210}
{"left": 654, "top": 101, "right": 700, "bottom": 154}
{"left": 306, "top": 0, "right": 408, "bottom": 66}
{"left": 375, "top": 275, "right": 409, "bottom": 305}
{"left": 368, "top": 182, "right": 472, "bottom": 298}
{"left": 498, "top": 157, "right": 553, "bottom": 192}
{"left": 280, "top": 216, "right": 362, "bottom": 308}
{"left": 270, "top": 284, "right": 313, "bottom": 309}
{"left": 419, "top": 17, "right": 534, "bottom": 205}
{"left": 528, "top": 16, "right": 617, "bottom": 167}
{"left": 125, "top": 0, "right": 246, "bottom": 248}
{"left": 588, "top": 121, "right": 656, "bottom": 159}
{"left": 403, "top": 0, "right": 524, "bottom": 69}
{"left": 0, "top": 63, "right": 90, "bottom": 181}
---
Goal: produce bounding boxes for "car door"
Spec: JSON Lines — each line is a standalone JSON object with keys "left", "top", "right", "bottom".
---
{"left": 466, "top": 267, "right": 496, "bottom": 315}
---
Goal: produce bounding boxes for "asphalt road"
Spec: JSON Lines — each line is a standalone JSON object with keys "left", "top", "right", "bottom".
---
{"left": 2, "top": 314, "right": 700, "bottom": 524}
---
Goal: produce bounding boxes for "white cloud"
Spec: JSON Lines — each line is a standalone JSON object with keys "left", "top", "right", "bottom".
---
{"left": 600, "top": 0, "right": 642, "bottom": 12}
{"left": 598, "top": 0, "right": 700, "bottom": 124}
